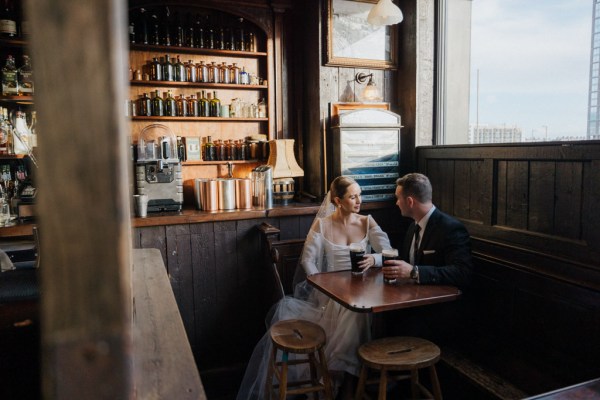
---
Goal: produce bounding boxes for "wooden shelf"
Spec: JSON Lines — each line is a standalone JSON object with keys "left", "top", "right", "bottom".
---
{"left": 131, "top": 116, "right": 267, "bottom": 122}
{"left": 182, "top": 159, "right": 261, "bottom": 166}
{"left": 0, "top": 95, "right": 34, "bottom": 104}
{"left": 0, "top": 37, "right": 28, "bottom": 48}
{"left": 129, "top": 43, "right": 267, "bottom": 58}
{"left": 0, "top": 154, "right": 28, "bottom": 160}
{"left": 130, "top": 81, "right": 267, "bottom": 90}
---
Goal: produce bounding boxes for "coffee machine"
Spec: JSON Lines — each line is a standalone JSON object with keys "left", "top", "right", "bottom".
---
{"left": 135, "top": 124, "right": 183, "bottom": 212}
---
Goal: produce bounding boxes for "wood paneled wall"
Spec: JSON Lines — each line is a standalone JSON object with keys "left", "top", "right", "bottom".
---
{"left": 132, "top": 215, "right": 314, "bottom": 372}
{"left": 417, "top": 142, "right": 600, "bottom": 392}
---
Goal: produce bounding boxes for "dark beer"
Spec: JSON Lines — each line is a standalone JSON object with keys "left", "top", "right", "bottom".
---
{"left": 349, "top": 244, "right": 365, "bottom": 275}
{"left": 382, "top": 249, "right": 399, "bottom": 284}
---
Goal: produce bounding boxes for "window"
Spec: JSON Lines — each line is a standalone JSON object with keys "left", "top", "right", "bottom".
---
{"left": 437, "top": 0, "right": 597, "bottom": 144}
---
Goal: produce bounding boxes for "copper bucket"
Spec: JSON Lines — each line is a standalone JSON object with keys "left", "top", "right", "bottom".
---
{"left": 202, "top": 179, "right": 219, "bottom": 211}
{"left": 235, "top": 178, "right": 252, "bottom": 209}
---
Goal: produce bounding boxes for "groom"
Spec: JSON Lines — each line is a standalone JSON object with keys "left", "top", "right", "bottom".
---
{"left": 382, "top": 173, "right": 473, "bottom": 341}
{"left": 382, "top": 172, "right": 472, "bottom": 289}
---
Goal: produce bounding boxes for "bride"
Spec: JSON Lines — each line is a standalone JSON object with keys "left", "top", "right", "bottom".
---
{"left": 237, "top": 176, "right": 392, "bottom": 399}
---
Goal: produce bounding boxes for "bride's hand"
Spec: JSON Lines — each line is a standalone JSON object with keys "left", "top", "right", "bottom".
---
{"left": 359, "top": 254, "right": 375, "bottom": 271}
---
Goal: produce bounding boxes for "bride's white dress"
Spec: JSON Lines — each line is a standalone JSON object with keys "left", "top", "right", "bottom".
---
{"left": 236, "top": 214, "right": 391, "bottom": 399}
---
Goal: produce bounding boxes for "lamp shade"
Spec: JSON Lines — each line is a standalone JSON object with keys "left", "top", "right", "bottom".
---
{"left": 362, "top": 80, "right": 381, "bottom": 101}
{"left": 267, "top": 139, "right": 304, "bottom": 179}
{"left": 367, "top": 0, "right": 403, "bottom": 26}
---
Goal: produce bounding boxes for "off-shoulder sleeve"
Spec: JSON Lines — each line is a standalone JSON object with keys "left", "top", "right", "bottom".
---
{"left": 367, "top": 215, "right": 392, "bottom": 267}
{"left": 300, "top": 223, "right": 324, "bottom": 276}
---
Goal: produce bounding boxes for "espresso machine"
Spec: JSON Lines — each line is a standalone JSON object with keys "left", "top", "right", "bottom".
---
{"left": 135, "top": 124, "right": 183, "bottom": 212}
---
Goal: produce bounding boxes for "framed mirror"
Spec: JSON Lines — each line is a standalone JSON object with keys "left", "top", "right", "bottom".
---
{"left": 326, "top": 0, "right": 397, "bottom": 69}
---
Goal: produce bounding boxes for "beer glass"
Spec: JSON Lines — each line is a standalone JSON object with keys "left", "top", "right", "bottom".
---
{"left": 349, "top": 243, "right": 365, "bottom": 275}
{"left": 382, "top": 248, "right": 399, "bottom": 284}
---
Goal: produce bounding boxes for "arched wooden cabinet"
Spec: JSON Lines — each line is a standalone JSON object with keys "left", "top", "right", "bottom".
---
{"left": 127, "top": 0, "right": 288, "bottom": 186}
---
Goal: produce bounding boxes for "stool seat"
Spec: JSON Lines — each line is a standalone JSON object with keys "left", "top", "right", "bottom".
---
{"left": 356, "top": 337, "right": 442, "bottom": 400}
{"left": 267, "top": 319, "right": 334, "bottom": 399}
{"left": 359, "top": 336, "right": 440, "bottom": 370}
{"left": 270, "top": 319, "right": 326, "bottom": 354}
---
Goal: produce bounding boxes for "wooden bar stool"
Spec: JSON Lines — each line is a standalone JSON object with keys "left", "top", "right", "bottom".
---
{"left": 266, "top": 319, "right": 334, "bottom": 400}
{"left": 355, "top": 336, "right": 442, "bottom": 400}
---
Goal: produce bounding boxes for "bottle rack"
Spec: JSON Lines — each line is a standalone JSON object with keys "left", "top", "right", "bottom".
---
{"left": 128, "top": 4, "right": 273, "bottom": 168}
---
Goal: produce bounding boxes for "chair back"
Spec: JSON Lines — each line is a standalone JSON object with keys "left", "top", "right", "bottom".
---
{"left": 258, "top": 222, "right": 306, "bottom": 302}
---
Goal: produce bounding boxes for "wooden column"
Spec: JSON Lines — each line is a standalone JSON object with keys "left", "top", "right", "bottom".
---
{"left": 26, "top": 0, "right": 133, "bottom": 398}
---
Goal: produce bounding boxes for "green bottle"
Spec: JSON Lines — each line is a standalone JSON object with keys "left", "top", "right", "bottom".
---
{"left": 151, "top": 89, "right": 164, "bottom": 116}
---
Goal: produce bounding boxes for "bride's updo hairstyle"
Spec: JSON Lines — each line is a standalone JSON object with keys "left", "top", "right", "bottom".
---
{"left": 330, "top": 176, "right": 358, "bottom": 204}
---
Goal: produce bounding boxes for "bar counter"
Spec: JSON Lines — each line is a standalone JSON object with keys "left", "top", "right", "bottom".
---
{"left": 0, "top": 201, "right": 395, "bottom": 237}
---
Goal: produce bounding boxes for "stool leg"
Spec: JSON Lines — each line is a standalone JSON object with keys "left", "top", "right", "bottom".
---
{"left": 266, "top": 346, "right": 277, "bottom": 400}
{"left": 429, "top": 365, "right": 442, "bottom": 400}
{"left": 378, "top": 367, "right": 387, "bottom": 400}
{"left": 355, "top": 365, "right": 368, "bottom": 400}
{"left": 279, "top": 351, "right": 289, "bottom": 400}
{"left": 410, "top": 369, "right": 419, "bottom": 399}
{"left": 308, "top": 352, "right": 320, "bottom": 400}
{"left": 317, "top": 347, "right": 334, "bottom": 400}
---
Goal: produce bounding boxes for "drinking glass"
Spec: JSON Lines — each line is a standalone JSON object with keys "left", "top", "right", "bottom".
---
{"left": 382, "top": 248, "right": 399, "bottom": 284}
{"left": 349, "top": 243, "right": 366, "bottom": 275}
{"left": 0, "top": 201, "right": 10, "bottom": 227}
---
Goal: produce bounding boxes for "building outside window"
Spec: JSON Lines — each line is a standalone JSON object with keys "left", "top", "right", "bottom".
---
{"left": 437, "top": 0, "right": 599, "bottom": 144}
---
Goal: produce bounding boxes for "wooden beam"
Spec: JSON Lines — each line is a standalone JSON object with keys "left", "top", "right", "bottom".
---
{"left": 26, "top": 0, "right": 133, "bottom": 398}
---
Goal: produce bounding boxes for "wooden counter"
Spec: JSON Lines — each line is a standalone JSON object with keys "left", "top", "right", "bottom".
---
{"left": 0, "top": 201, "right": 395, "bottom": 237}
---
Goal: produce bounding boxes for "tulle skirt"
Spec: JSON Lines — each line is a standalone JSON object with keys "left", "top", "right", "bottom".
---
{"left": 236, "top": 283, "right": 371, "bottom": 400}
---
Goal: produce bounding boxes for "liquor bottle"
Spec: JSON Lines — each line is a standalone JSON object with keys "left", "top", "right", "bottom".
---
{"left": 209, "top": 61, "right": 219, "bottom": 83}
{"left": 174, "top": 56, "right": 186, "bottom": 82}
{"left": 220, "top": 62, "right": 230, "bottom": 84}
{"left": 137, "top": 8, "right": 149, "bottom": 45}
{"left": 17, "top": 0, "right": 28, "bottom": 38}
{"left": 230, "top": 63, "right": 240, "bottom": 84}
{"left": 257, "top": 98, "right": 267, "bottom": 118}
{"left": 150, "top": 57, "right": 162, "bottom": 81}
{"left": 247, "top": 31, "right": 256, "bottom": 52}
{"left": 196, "top": 60, "right": 208, "bottom": 83}
{"left": 0, "top": 0, "right": 17, "bottom": 38}
{"left": 188, "top": 94, "right": 199, "bottom": 117}
{"left": 1, "top": 55, "right": 18, "bottom": 96}
{"left": 162, "top": 54, "right": 174, "bottom": 81}
{"left": 204, "top": 135, "right": 216, "bottom": 161}
{"left": 150, "top": 10, "right": 160, "bottom": 45}
{"left": 206, "top": 17, "right": 215, "bottom": 49}
{"left": 199, "top": 90, "right": 209, "bottom": 117}
{"left": 164, "top": 90, "right": 177, "bottom": 116}
{"left": 175, "top": 94, "right": 188, "bottom": 117}
{"left": 194, "top": 14, "right": 205, "bottom": 49}
{"left": 215, "top": 25, "right": 223, "bottom": 50}
{"left": 177, "top": 136, "right": 186, "bottom": 161}
{"left": 185, "top": 14, "right": 195, "bottom": 48}
{"left": 209, "top": 90, "right": 221, "bottom": 117}
{"left": 0, "top": 107, "right": 9, "bottom": 154}
{"left": 236, "top": 18, "right": 245, "bottom": 51}
{"left": 17, "top": 55, "right": 33, "bottom": 95}
{"left": 5, "top": 108, "right": 13, "bottom": 154}
{"left": 128, "top": 13, "right": 136, "bottom": 44}
{"left": 185, "top": 60, "right": 196, "bottom": 82}
{"left": 28, "top": 111, "right": 37, "bottom": 148}
{"left": 162, "top": 6, "right": 171, "bottom": 46}
{"left": 174, "top": 11, "right": 184, "bottom": 47}
{"left": 227, "top": 26, "right": 235, "bottom": 51}
{"left": 240, "top": 66, "right": 249, "bottom": 85}
{"left": 138, "top": 92, "right": 152, "bottom": 116}
{"left": 151, "top": 89, "right": 164, "bottom": 116}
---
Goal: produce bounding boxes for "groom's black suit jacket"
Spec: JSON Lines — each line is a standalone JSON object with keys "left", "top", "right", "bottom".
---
{"left": 402, "top": 208, "right": 472, "bottom": 289}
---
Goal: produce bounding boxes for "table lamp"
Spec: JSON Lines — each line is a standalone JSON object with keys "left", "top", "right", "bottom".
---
{"left": 267, "top": 139, "right": 304, "bottom": 205}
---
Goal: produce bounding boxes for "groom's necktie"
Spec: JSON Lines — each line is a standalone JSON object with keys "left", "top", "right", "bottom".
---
{"left": 410, "top": 224, "right": 421, "bottom": 265}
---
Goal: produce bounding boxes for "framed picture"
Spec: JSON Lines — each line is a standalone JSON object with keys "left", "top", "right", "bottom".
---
{"left": 326, "top": 0, "right": 397, "bottom": 69}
